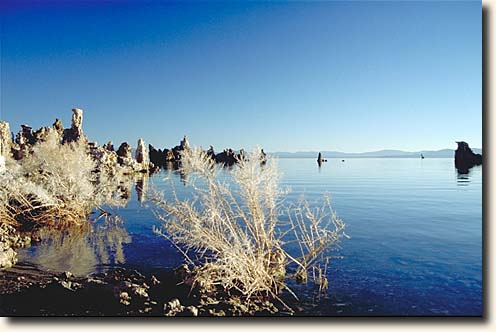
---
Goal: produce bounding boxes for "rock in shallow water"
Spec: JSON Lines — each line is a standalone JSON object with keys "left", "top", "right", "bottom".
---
{"left": 454, "top": 141, "right": 482, "bottom": 174}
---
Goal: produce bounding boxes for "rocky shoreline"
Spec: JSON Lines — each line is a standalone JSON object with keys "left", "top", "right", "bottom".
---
{"left": 0, "top": 263, "right": 285, "bottom": 316}
{"left": 0, "top": 224, "right": 33, "bottom": 269}
{"left": 0, "top": 108, "right": 328, "bottom": 316}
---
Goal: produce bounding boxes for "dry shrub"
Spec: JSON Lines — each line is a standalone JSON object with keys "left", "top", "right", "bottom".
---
{"left": 0, "top": 131, "right": 127, "bottom": 228}
{"left": 153, "top": 147, "right": 347, "bottom": 311}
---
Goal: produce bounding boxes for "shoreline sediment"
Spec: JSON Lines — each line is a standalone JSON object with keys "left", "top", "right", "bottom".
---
{"left": 0, "top": 262, "right": 285, "bottom": 317}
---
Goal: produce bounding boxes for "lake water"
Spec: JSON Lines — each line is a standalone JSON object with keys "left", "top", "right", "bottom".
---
{"left": 17, "top": 158, "right": 483, "bottom": 316}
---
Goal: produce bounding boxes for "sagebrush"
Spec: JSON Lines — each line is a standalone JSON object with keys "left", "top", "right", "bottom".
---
{"left": 0, "top": 131, "right": 127, "bottom": 228}
{"left": 153, "top": 147, "right": 347, "bottom": 311}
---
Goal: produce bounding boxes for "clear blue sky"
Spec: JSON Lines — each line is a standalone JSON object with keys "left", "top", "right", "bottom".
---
{"left": 0, "top": 1, "right": 481, "bottom": 153}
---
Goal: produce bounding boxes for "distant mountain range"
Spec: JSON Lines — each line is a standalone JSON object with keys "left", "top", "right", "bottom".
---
{"left": 270, "top": 148, "right": 482, "bottom": 159}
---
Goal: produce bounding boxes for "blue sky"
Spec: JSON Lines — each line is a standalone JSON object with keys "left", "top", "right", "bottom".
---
{"left": 0, "top": 1, "right": 481, "bottom": 153}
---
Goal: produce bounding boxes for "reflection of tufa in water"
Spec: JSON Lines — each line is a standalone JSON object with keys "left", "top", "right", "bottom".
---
{"left": 18, "top": 215, "right": 131, "bottom": 276}
{"left": 456, "top": 173, "right": 470, "bottom": 187}
{"left": 135, "top": 173, "right": 149, "bottom": 203}
{"left": 317, "top": 153, "right": 327, "bottom": 166}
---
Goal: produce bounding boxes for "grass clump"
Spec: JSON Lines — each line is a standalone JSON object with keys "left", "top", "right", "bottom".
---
{"left": 153, "top": 147, "right": 347, "bottom": 312}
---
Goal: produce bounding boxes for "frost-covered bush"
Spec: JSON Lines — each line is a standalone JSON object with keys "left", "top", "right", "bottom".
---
{"left": 22, "top": 131, "right": 96, "bottom": 215}
{"left": 0, "top": 131, "right": 127, "bottom": 228}
{"left": 153, "top": 147, "right": 347, "bottom": 311}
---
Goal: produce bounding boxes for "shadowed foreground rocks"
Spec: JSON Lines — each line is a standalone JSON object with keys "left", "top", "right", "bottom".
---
{"left": 0, "top": 264, "right": 193, "bottom": 316}
{"left": 454, "top": 141, "right": 482, "bottom": 174}
{"left": 0, "top": 264, "right": 285, "bottom": 316}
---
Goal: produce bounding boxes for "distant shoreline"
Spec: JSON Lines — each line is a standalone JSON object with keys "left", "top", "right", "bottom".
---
{"left": 269, "top": 148, "right": 482, "bottom": 159}
{"left": 271, "top": 156, "right": 456, "bottom": 159}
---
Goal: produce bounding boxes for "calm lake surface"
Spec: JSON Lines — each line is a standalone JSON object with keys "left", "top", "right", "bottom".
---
{"left": 17, "top": 158, "right": 483, "bottom": 316}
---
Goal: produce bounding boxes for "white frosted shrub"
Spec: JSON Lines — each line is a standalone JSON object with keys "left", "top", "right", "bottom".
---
{"left": 21, "top": 131, "right": 96, "bottom": 211}
{"left": 0, "top": 131, "right": 127, "bottom": 227}
{"left": 153, "top": 147, "right": 347, "bottom": 311}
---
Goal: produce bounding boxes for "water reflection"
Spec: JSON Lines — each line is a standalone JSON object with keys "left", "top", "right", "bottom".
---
{"left": 16, "top": 172, "right": 159, "bottom": 276}
{"left": 20, "top": 215, "right": 131, "bottom": 276}
{"left": 456, "top": 173, "right": 470, "bottom": 187}
{"left": 158, "top": 161, "right": 188, "bottom": 186}
{"left": 135, "top": 173, "right": 149, "bottom": 202}
{"left": 118, "top": 178, "right": 133, "bottom": 202}
{"left": 178, "top": 169, "right": 189, "bottom": 186}
{"left": 455, "top": 164, "right": 482, "bottom": 187}
{"left": 13, "top": 159, "right": 482, "bottom": 316}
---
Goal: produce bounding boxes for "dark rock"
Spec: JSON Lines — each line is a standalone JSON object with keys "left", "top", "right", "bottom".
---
{"left": 52, "top": 118, "right": 64, "bottom": 136}
{"left": 149, "top": 144, "right": 168, "bottom": 167}
{"left": 454, "top": 141, "right": 482, "bottom": 174}
{"left": 165, "top": 150, "right": 176, "bottom": 162}
{"left": 117, "top": 142, "right": 132, "bottom": 161}
{"left": 150, "top": 275, "right": 160, "bottom": 286}
{"left": 12, "top": 148, "right": 24, "bottom": 161}
{"left": 180, "top": 305, "right": 198, "bottom": 316}
{"left": 215, "top": 149, "right": 237, "bottom": 166}
{"left": 206, "top": 146, "right": 215, "bottom": 159}
{"left": 148, "top": 163, "right": 160, "bottom": 174}
{"left": 260, "top": 149, "right": 267, "bottom": 165}
{"left": 317, "top": 153, "right": 327, "bottom": 166}
{"left": 15, "top": 125, "right": 35, "bottom": 146}
{"left": 33, "top": 126, "right": 52, "bottom": 142}
{"left": 173, "top": 264, "right": 190, "bottom": 281}
{"left": 103, "top": 141, "right": 114, "bottom": 152}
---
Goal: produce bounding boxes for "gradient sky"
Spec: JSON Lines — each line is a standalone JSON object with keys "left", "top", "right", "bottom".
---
{"left": 0, "top": 1, "right": 481, "bottom": 153}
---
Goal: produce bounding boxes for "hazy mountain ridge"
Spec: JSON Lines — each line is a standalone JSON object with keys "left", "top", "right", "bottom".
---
{"left": 270, "top": 148, "right": 482, "bottom": 159}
